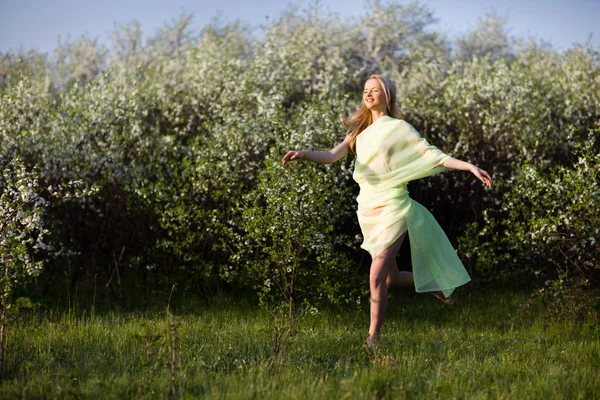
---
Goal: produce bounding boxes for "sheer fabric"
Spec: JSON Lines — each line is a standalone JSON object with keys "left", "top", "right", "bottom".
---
{"left": 353, "top": 116, "right": 471, "bottom": 297}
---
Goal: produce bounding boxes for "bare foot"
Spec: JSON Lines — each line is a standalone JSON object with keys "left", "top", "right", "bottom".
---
{"left": 366, "top": 335, "right": 378, "bottom": 346}
{"left": 432, "top": 291, "right": 455, "bottom": 305}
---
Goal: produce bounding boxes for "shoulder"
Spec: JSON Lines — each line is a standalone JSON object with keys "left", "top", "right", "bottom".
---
{"left": 382, "top": 117, "right": 410, "bottom": 128}
{"left": 365, "top": 117, "right": 413, "bottom": 134}
{"left": 387, "top": 118, "right": 423, "bottom": 143}
{"left": 382, "top": 117, "right": 416, "bottom": 133}
{"left": 394, "top": 118, "right": 413, "bottom": 128}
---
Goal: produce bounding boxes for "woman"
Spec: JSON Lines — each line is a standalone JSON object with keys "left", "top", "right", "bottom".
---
{"left": 282, "top": 75, "right": 492, "bottom": 344}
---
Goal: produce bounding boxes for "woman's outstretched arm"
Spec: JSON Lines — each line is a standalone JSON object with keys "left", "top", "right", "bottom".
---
{"left": 282, "top": 137, "right": 350, "bottom": 166}
{"left": 441, "top": 157, "right": 493, "bottom": 187}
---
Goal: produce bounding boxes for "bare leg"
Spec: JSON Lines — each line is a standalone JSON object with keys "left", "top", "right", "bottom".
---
{"left": 386, "top": 269, "right": 414, "bottom": 288}
{"left": 384, "top": 233, "right": 454, "bottom": 304}
{"left": 388, "top": 266, "right": 455, "bottom": 304}
{"left": 385, "top": 233, "right": 414, "bottom": 289}
{"left": 367, "top": 234, "right": 406, "bottom": 343}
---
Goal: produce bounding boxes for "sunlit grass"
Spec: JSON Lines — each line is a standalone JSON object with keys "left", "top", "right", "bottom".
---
{"left": 4, "top": 289, "right": 599, "bottom": 399}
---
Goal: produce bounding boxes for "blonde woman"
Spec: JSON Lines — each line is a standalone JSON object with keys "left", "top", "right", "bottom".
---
{"left": 282, "top": 75, "right": 492, "bottom": 344}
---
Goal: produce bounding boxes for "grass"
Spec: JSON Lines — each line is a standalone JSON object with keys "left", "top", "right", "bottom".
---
{"left": 3, "top": 288, "right": 599, "bottom": 399}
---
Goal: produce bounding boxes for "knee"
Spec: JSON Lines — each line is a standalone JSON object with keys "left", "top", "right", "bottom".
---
{"left": 385, "top": 274, "right": 394, "bottom": 288}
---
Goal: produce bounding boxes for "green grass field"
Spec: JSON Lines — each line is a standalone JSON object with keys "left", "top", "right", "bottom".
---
{"left": 3, "top": 288, "right": 599, "bottom": 399}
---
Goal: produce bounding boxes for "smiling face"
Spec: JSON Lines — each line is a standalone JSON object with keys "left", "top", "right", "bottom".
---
{"left": 363, "top": 78, "right": 388, "bottom": 114}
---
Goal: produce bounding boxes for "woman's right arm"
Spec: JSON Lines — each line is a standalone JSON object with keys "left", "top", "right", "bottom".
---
{"left": 282, "top": 137, "right": 350, "bottom": 166}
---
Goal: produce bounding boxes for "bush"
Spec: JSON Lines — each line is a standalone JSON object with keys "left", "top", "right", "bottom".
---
{"left": 460, "top": 129, "right": 599, "bottom": 315}
{"left": 0, "top": 2, "right": 599, "bottom": 313}
{"left": 0, "top": 158, "right": 95, "bottom": 373}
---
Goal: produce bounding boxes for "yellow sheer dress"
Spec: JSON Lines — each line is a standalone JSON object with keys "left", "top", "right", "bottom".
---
{"left": 353, "top": 116, "right": 471, "bottom": 297}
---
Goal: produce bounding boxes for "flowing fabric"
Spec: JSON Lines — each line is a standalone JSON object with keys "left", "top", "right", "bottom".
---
{"left": 353, "top": 116, "right": 471, "bottom": 297}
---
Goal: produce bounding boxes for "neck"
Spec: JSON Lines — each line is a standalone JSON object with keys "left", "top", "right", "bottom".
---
{"left": 371, "top": 110, "right": 388, "bottom": 121}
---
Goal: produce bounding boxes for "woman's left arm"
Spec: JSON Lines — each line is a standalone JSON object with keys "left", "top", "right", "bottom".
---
{"left": 441, "top": 157, "right": 493, "bottom": 187}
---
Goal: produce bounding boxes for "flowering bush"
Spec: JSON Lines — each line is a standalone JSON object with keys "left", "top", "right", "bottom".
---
{"left": 0, "top": 1, "right": 598, "bottom": 312}
{"left": 459, "top": 129, "right": 599, "bottom": 317}
{"left": 0, "top": 159, "right": 48, "bottom": 312}
{"left": 0, "top": 157, "right": 95, "bottom": 367}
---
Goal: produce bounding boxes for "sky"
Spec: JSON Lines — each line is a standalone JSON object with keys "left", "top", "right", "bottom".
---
{"left": 0, "top": 0, "right": 598, "bottom": 54}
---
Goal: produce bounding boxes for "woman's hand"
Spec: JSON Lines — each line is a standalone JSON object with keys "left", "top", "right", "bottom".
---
{"left": 470, "top": 165, "right": 493, "bottom": 187}
{"left": 282, "top": 150, "right": 303, "bottom": 166}
{"left": 441, "top": 157, "right": 492, "bottom": 187}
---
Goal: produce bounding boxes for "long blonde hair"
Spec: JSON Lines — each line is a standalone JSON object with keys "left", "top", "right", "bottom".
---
{"left": 343, "top": 75, "right": 399, "bottom": 154}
